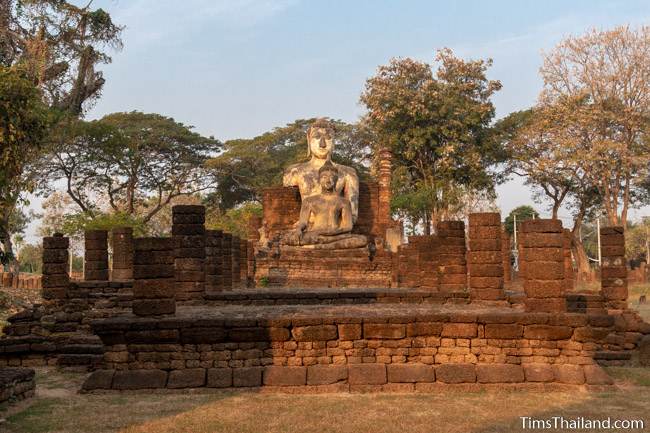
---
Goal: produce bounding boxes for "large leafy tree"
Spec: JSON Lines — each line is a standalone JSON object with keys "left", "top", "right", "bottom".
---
{"left": 0, "top": 66, "right": 50, "bottom": 267}
{"left": 360, "top": 49, "right": 503, "bottom": 234}
{"left": 1, "top": 0, "right": 123, "bottom": 115}
{"left": 206, "top": 118, "right": 370, "bottom": 211}
{"left": 45, "top": 112, "right": 221, "bottom": 225}
{"left": 538, "top": 26, "right": 650, "bottom": 227}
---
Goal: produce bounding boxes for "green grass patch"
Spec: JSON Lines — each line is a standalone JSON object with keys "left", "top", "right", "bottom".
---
{"left": 605, "top": 367, "right": 650, "bottom": 386}
{"left": 5, "top": 398, "right": 62, "bottom": 433}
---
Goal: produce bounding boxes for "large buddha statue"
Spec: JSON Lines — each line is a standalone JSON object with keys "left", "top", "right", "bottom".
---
{"left": 280, "top": 119, "right": 367, "bottom": 249}
{"left": 283, "top": 118, "right": 359, "bottom": 223}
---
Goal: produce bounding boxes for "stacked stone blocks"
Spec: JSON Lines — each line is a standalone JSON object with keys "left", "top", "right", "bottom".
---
{"left": 205, "top": 230, "right": 223, "bottom": 293}
{"left": 520, "top": 219, "right": 566, "bottom": 312}
{"left": 172, "top": 205, "right": 206, "bottom": 301}
{"left": 436, "top": 221, "right": 467, "bottom": 292}
{"left": 84, "top": 230, "right": 109, "bottom": 281}
{"left": 468, "top": 213, "right": 505, "bottom": 301}
{"left": 600, "top": 226, "right": 627, "bottom": 310}
{"left": 132, "top": 238, "right": 175, "bottom": 316}
{"left": 42, "top": 233, "right": 69, "bottom": 300}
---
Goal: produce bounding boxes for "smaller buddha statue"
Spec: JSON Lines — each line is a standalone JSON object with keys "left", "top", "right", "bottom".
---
{"left": 282, "top": 161, "right": 368, "bottom": 250}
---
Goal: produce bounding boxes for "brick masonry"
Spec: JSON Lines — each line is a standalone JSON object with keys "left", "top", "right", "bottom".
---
{"left": 84, "top": 230, "right": 109, "bottom": 281}
{"left": 468, "top": 213, "right": 505, "bottom": 301}
{"left": 111, "top": 227, "right": 133, "bottom": 281}
{"left": 600, "top": 226, "right": 627, "bottom": 311}
{"left": 173, "top": 205, "right": 206, "bottom": 301}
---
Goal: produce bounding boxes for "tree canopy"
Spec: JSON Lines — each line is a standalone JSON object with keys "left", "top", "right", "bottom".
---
{"left": 360, "top": 49, "right": 503, "bottom": 234}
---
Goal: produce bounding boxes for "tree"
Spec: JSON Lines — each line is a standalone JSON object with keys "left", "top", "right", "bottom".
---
{"left": 1, "top": 0, "right": 123, "bottom": 115}
{"left": 45, "top": 112, "right": 220, "bottom": 225}
{"left": 0, "top": 66, "right": 50, "bottom": 268}
{"left": 205, "top": 202, "right": 263, "bottom": 239}
{"left": 539, "top": 26, "right": 650, "bottom": 227}
{"left": 206, "top": 119, "right": 370, "bottom": 211}
{"left": 504, "top": 205, "right": 539, "bottom": 236}
{"left": 360, "top": 49, "right": 503, "bottom": 234}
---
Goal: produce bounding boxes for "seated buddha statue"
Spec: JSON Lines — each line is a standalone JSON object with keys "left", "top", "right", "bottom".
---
{"left": 281, "top": 160, "right": 368, "bottom": 250}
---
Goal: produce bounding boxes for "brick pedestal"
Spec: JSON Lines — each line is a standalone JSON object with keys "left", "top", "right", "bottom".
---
{"left": 111, "top": 227, "right": 133, "bottom": 280}
{"left": 600, "top": 226, "right": 627, "bottom": 310}
{"left": 84, "top": 230, "right": 108, "bottom": 281}
{"left": 563, "top": 229, "right": 575, "bottom": 291}
{"left": 240, "top": 238, "right": 248, "bottom": 288}
{"left": 42, "top": 233, "right": 69, "bottom": 300}
{"left": 232, "top": 235, "right": 241, "bottom": 289}
{"left": 221, "top": 233, "right": 233, "bottom": 290}
{"left": 172, "top": 205, "right": 205, "bottom": 301}
{"left": 502, "top": 230, "right": 511, "bottom": 283}
{"left": 468, "top": 213, "right": 504, "bottom": 301}
{"left": 521, "top": 219, "right": 566, "bottom": 312}
{"left": 205, "top": 230, "right": 223, "bottom": 293}
{"left": 437, "top": 221, "right": 467, "bottom": 292}
{"left": 133, "top": 238, "right": 175, "bottom": 316}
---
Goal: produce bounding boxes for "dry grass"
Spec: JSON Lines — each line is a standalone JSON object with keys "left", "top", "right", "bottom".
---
{"left": 1, "top": 368, "right": 649, "bottom": 433}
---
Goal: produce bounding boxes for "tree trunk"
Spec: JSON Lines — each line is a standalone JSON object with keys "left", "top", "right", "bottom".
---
{"left": 571, "top": 215, "right": 594, "bottom": 285}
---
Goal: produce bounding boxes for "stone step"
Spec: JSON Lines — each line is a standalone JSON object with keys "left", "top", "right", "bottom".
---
{"left": 59, "top": 344, "right": 104, "bottom": 355}
{"left": 57, "top": 354, "right": 103, "bottom": 366}
{"left": 594, "top": 351, "right": 632, "bottom": 361}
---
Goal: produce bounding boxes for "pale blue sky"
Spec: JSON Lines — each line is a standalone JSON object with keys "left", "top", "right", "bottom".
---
{"left": 24, "top": 0, "right": 650, "bottom": 241}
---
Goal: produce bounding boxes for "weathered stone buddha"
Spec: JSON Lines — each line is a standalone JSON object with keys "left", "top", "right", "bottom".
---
{"left": 282, "top": 161, "right": 368, "bottom": 249}
{"left": 280, "top": 118, "right": 367, "bottom": 249}
{"left": 283, "top": 118, "right": 359, "bottom": 224}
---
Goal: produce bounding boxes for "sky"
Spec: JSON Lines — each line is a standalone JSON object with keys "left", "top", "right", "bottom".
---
{"left": 23, "top": 0, "right": 650, "bottom": 242}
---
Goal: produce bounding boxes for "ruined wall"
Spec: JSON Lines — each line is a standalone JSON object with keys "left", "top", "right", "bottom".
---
{"left": 468, "top": 213, "right": 505, "bottom": 301}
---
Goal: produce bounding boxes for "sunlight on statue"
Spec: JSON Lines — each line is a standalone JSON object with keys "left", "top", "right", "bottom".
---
{"left": 279, "top": 118, "right": 368, "bottom": 249}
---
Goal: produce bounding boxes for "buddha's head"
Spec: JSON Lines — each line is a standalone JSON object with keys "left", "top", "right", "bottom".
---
{"left": 318, "top": 160, "right": 338, "bottom": 192}
{"left": 307, "top": 118, "right": 335, "bottom": 160}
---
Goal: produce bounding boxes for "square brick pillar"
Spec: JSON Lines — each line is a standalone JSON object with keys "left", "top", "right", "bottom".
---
{"left": 172, "top": 205, "right": 205, "bottom": 301}
{"left": 520, "top": 219, "right": 566, "bottom": 312}
{"left": 240, "top": 238, "right": 249, "bottom": 288}
{"left": 42, "top": 233, "right": 69, "bottom": 300}
{"left": 600, "top": 226, "right": 627, "bottom": 310}
{"left": 133, "top": 238, "right": 175, "bottom": 316}
{"left": 84, "top": 230, "right": 109, "bottom": 281}
{"left": 563, "top": 229, "right": 575, "bottom": 291}
{"left": 205, "top": 230, "right": 223, "bottom": 293}
{"left": 221, "top": 233, "right": 233, "bottom": 290}
{"left": 111, "top": 227, "right": 133, "bottom": 280}
{"left": 501, "top": 229, "right": 512, "bottom": 283}
{"left": 231, "top": 235, "right": 241, "bottom": 289}
{"left": 468, "top": 213, "right": 505, "bottom": 301}
{"left": 436, "top": 221, "right": 467, "bottom": 292}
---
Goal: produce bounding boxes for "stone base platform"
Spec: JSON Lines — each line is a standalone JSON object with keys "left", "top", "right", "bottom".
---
{"left": 0, "top": 368, "right": 35, "bottom": 405}
{"left": 254, "top": 247, "right": 393, "bottom": 288}
{"left": 82, "top": 302, "right": 642, "bottom": 392}
{"left": 203, "top": 288, "right": 470, "bottom": 306}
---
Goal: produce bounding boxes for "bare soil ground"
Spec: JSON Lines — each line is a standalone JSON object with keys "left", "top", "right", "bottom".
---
{"left": 0, "top": 367, "right": 648, "bottom": 433}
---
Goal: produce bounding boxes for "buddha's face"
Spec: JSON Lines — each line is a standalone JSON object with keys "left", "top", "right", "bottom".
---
{"left": 308, "top": 127, "right": 334, "bottom": 159}
{"left": 319, "top": 170, "right": 338, "bottom": 192}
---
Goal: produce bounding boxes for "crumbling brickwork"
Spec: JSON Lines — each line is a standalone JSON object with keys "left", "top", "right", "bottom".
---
{"left": 205, "top": 230, "right": 223, "bottom": 293}
{"left": 501, "top": 229, "right": 511, "bottom": 283}
{"left": 42, "top": 233, "right": 69, "bottom": 300}
{"left": 172, "top": 205, "right": 206, "bottom": 301}
{"left": 521, "top": 219, "right": 566, "bottom": 312}
{"left": 221, "top": 233, "right": 233, "bottom": 290}
{"left": 468, "top": 213, "right": 505, "bottom": 301}
{"left": 84, "top": 230, "right": 108, "bottom": 281}
{"left": 132, "top": 238, "right": 175, "bottom": 316}
{"left": 600, "top": 226, "right": 627, "bottom": 311}
{"left": 437, "top": 221, "right": 467, "bottom": 292}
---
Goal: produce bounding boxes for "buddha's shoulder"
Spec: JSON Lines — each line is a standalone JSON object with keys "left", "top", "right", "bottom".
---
{"left": 333, "top": 163, "right": 358, "bottom": 177}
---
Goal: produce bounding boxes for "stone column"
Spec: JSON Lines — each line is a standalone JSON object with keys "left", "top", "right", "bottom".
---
{"left": 501, "top": 229, "right": 512, "bottom": 283}
{"left": 42, "top": 233, "right": 69, "bottom": 300}
{"left": 600, "top": 226, "right": 627, "bottom": 310}
{"left": 111, "top": 227, "right": 133, "bottom": 280}
{"left": 437, "top": 221, "right": 467, "bottom": 292}
{"left": 520, "top": 219, "right": 566, "bottom": 312}
{"left": 468, "top": 213, "right": 505, "bottom": 301}
{"left": 84, "top": 230, "right": 108, "bottom": 281}
{"left": 563, "top": 229, "right": 575, "bottom": 291}
{"left": 378, "top": 148, "right": 392, "bottom": 234}
{"left": 133, "top": 238, "right": 175, "bottom": 316}
{"left": 221, "top": 233, "right": 233, "bottom": 290}
{"left": 231, "top": 235, "right": 241, "bottom": 289}
{"left": 240, "top": 238, "right": 248, "bottom": 288}
{"left": 205, "top": 230, "right": 223, "bottom": 293}
{"left": 172, "top": 205, "right": 205, "bottom": 301}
